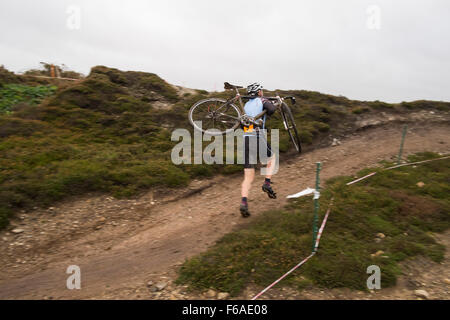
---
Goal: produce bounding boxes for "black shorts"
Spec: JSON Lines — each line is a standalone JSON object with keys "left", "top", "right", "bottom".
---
{"left": 243, "top": 134, "right": 272, "bottom": 169}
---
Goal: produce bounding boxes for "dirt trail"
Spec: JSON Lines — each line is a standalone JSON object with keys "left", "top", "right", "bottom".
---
{"left": 0, "top": 122, "right": 449, "bottom": 300}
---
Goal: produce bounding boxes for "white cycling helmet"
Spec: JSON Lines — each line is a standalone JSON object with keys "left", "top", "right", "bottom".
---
{"left": 247, "top": 82, "right": 263, "bottom": 96}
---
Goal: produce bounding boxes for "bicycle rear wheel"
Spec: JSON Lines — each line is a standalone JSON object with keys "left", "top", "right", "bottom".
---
{"left": 189, "top": 98, "right": 241, "bottom": 135}
{"left": 281, "top": 103, "right": 302, "bottom": 153}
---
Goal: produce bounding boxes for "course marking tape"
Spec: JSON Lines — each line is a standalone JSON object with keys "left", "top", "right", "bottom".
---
{"left": 346, "top": 155, "right": 450, "bottom": 186}
{"left": 286, "top": 187, "right": 315, "bottom": 199}
{"left": 251, "top": 253, "right": 315, "bottom": 301}
{"left": 384, "top": 155, "right": 450, "bottom": 171}
{"left": 314, "top": 199, "right": 333, "bottom": 251}
{"left": 313, "top": 190, "right": 320, "bottom": 200}
{"left": 346, "top": 172, "right": 377, "bottom": 186}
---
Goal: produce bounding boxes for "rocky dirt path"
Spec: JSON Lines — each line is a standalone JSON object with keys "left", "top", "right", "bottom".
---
{"left": 0, "top": 121, "right": 449, "bottom": 300}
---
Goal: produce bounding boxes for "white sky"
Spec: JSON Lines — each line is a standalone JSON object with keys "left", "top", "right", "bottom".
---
{"left": 0, "top": 0, "right": 449, "bottom": 102}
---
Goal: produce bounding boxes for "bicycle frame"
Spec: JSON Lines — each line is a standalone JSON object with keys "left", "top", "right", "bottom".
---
{"left": 189, "top": 83, "right": 301, "bottom": 151}
{"left": 215, "top": 85, "right": 296, "bottom": 126}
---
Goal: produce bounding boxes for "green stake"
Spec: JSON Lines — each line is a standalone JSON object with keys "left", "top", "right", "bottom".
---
{"left": 397, "top": 125, "right": 408, "bottom": 165}
{"left": 312, "top": 162, "right": 321, "bottom": 252}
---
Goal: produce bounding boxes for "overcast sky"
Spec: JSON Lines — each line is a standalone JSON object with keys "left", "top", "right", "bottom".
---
{"left": 1, "top": 0, "right": 449, "bottom": 102}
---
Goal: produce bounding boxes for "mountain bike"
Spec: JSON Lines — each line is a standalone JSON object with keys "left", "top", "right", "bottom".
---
{"left": 188, "top": 82, "right": 302, "bottom": 153}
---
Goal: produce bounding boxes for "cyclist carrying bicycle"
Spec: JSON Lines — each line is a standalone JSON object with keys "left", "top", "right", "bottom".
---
{"left": 240, "top": 82, "right": 278, "bottom": 218}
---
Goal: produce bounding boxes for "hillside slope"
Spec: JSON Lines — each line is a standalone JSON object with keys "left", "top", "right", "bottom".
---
{"left": 0, "top": 65, "right": 449, "bottom": 230}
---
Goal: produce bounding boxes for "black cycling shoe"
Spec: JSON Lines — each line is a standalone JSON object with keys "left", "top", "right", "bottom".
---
{"left": 262, "top": 183, "right": 277, "bottom": 199}
{"left": 240, "top": 203, "right": 251, "bottom": 218}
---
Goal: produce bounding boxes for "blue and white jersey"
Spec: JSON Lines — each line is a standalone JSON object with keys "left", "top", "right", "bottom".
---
{"left": 243, "top": 97, "right": 267, "bottom": 136}
{"left": 244, "top": 97, "right": 264, "bottom": 117}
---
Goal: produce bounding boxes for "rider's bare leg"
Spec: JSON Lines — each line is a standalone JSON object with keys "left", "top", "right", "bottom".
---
{"left": 241, "top": 168, "right": 255, "bottom": 198}
{"left": 264, "top": 154, "right": 276, "bottom": 179}
{"left": 262, "top": 155, "right": 277, "bottom": 199}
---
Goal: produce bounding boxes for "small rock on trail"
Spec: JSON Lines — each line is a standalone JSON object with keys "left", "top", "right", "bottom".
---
{"left": 205, "top": 289, "right": 217, "bottom": 299}
{"left": 155, "top": 282, "right": 168, "bottom": 291}
{"left": 217, "top": 292, "right": 230, "bottom": 300}
{"left": 331, "top": 138, "right": 341, "bottom": 147}
{"left": 414, "top": 289, "right": 430, "bottom": 299}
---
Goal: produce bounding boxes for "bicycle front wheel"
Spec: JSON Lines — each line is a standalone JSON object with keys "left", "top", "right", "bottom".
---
{"left": 281, "top": 103, "right": 302, "bottom": 153}
{"left": 189, "top": 98, "right": 242, "bottom": 135}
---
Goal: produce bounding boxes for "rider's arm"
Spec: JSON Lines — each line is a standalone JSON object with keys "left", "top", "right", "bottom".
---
{"left": 261, "top": 98, "right": 277, "bottom": 116}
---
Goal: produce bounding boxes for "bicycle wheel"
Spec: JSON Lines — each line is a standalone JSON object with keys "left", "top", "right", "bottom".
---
{"left": 281, "top": 102, "right": 302, "bottom": 153}
{"left": 189, "top": 98, "right": 241, "bottom": 135}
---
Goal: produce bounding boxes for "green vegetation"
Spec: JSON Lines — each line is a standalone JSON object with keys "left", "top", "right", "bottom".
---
{"left": 0, "top": 65, "right": 449, "bottom": 230}
{"left": 176, "top": 153, "right": 450, "bottom": 296}
{"left": 352, "top": 106, "right": 370, "bottom": 114}
{"left": 367, "top": 100, "right": 394, "bottom": 109}
{"left": 0, "top": 66, "right": 22, "bottom": 87}
{"left": 400, "top": 100, "right": 450, "bottom": 111}
{"left": 0, "top": 66, "right": 195, "bottom": 229}
{"left": 23, "top": 62, "right": 84, "bottom": 80}
{"left": 0, "top": 84, "right": 57, "bottom": 114}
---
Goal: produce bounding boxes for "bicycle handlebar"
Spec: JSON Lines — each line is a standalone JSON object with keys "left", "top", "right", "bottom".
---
{"left": 283, "top": 96, "right": 296, "bottom": 104}
{"left": 241, "top": 95, "right": 296, "bottom": 104}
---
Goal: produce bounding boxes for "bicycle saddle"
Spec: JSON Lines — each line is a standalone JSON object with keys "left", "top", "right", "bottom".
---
{"left": 224, "top": 82, "right": 243, "bottom": 90}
